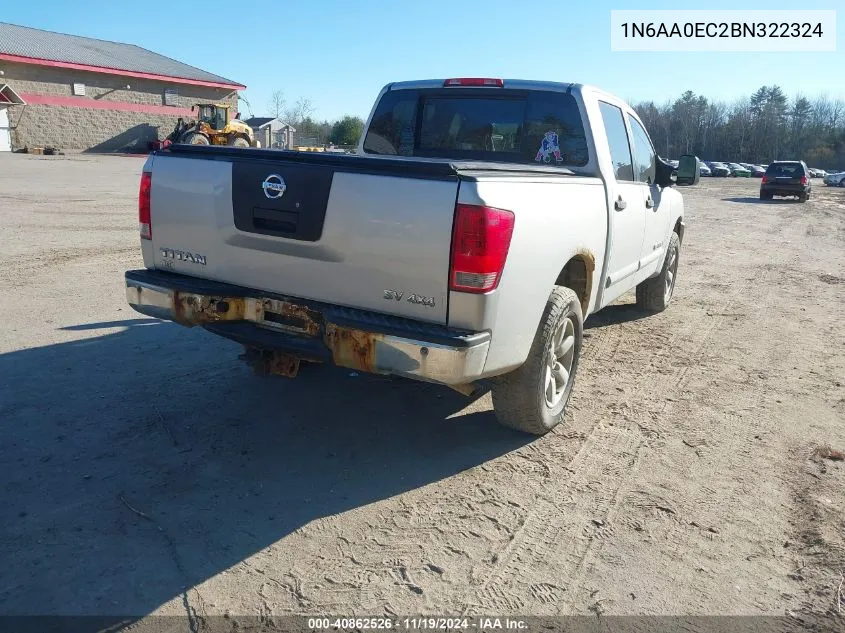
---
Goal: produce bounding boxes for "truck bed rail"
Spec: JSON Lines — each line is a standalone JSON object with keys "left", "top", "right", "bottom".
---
{"left": 162, "top": 144, "right": 576, "bottom": 179}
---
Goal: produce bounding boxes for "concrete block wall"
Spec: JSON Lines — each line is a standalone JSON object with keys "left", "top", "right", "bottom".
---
{"left": 1, "top": 61, "right": 239, "bottom": 151}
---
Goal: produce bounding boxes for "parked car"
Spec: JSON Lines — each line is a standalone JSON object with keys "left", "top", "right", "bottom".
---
{"left": 748, "top": 165, "right": 765, "bottom": 177}
{"left": 808, "top": 168, "right": 827, "bottom": 178}
{"left": 823, "top": 171, "right": 845, "bottom": 186}
{"left": 125, "top": 77, "right": 699, "bottom": 435}
{"left": 699, "top": 163, "right": 711, "bottom": 176}
{"left": 708, "top": 162, "right": 731, "bottom": 177}
{"left": 728, "top": 163, "right": 751, "bottom": 177}
{"left": 669, "top": 159, "right": 679, "bottom": 169}
{"left": 760, "top": 161, "right": 812, "bottom": 201}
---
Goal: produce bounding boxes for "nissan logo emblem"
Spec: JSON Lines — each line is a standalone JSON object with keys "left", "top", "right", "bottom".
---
{"left": 262, "top": 174, "right": 286, "bottom": 199}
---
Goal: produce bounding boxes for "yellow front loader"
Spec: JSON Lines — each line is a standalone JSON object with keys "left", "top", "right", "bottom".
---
{"left": 167, "top": 103, "right": 257, "bottom": 148}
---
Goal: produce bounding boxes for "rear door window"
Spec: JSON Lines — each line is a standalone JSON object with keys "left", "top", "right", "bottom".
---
{"left": 363, "top": 88, "right": 589, "bottom": 167}
{"left": 598, "top": 102, "right": 634, "bottom": 182}
{"left": 363, "top": 91, "right": 418, "bottom": 156}
{"left": 627, "top": 116, "right": 656, "bottom": 185}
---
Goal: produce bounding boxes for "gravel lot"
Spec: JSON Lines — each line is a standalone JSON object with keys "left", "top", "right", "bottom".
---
{"left": 1, "top": 154, "right": 844, "bottom": 629}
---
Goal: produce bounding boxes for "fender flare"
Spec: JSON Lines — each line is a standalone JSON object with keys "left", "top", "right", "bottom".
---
{"left": 654, "top": 213, "right": 684, "bottom": 273}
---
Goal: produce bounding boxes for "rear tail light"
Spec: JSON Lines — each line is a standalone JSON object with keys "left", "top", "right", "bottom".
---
{"left": 139, "top": 171, "right": 152, "bottom": 239}
{"left": 443, "top": 78, "right": 504, "bottom": 87}
{"left": 800, "top": 175, "right": 808, "bottom": 185}
{"left": 449, "top": 204, "right": 515, "bottom": 293}
{"left": 761, "top": 175, "right": 768, "bottom": 184}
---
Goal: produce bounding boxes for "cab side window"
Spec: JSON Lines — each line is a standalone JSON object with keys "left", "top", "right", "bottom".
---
{"left": 628, "top": 116, "right": 656, "bottom": 185}
{"left": 598, "top": 102, "right": 634, "bottom": 182}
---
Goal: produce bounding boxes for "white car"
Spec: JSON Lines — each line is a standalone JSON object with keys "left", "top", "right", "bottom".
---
{"left": 823, "top": 171, "right": 845, "bottom": 186}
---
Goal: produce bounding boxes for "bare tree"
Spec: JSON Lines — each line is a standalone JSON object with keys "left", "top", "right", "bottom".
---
{"left": 789, "top": 95, "right": 812, "bottom": 155}
{"left": 267, "top": 90, "right": 286, "bottom": 118}
{"left": 700, "top": 101, "right": 726, "bottom": 158}
{"left": 672, "top": 91, "right": 706, "bottom": 155}
{"left": 830, "top": 99, "right": 844, "bottom": 130}
{"left": 284, "top": 97, "right": 316, "bottom": 126}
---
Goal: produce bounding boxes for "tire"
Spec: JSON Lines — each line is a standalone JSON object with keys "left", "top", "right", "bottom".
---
{"left": 760, "top": 192, "right": 773, "bottom": 200}
{"left": 839, "top": 179, "right": 845, "bottom": 188}
{"left": 636, "top": 231, "right": 680, "bottom": 312}
{"left": 798, "top": 194, "right": 808, "bottom": 203}
{"left": 228, "top": 136, "right": 250, "bottom": 148}
{"left": 183, "top": 132, "right": 209, "bottom": 145}
{"left": 491, "top": 287, "right": 582, "bottom": 436}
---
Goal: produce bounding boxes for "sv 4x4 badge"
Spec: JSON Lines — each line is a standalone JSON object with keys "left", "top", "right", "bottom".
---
{"left": 384, "top": 289, "right": 435, "bottom": 307}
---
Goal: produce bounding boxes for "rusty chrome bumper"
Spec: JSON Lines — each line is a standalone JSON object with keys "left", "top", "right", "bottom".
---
{"left": 125, "top": 270, "right": 490, "bottom": 387}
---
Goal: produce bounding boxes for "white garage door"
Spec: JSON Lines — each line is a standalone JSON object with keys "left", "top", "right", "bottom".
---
{"left": 0, "top": 107, "right": 10, "bottom": 152}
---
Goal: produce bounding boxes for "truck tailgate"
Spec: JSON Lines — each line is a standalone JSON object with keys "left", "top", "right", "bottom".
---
{"left": 149, "top": 151, "right": 460, "bottom": 324}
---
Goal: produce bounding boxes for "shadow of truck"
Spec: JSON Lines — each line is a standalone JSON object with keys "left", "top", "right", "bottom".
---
{"left": 0, "top": 318, "right": 526, "bottom": 618}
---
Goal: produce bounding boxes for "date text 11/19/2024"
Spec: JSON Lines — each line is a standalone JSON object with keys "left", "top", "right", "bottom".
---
{"left": 307, "top": 617, "right": 529, "bottom": 630}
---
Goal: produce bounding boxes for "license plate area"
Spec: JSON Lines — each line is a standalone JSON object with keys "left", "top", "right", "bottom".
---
{"left": 250, "top": 298, "right": 323, "bottom": 337}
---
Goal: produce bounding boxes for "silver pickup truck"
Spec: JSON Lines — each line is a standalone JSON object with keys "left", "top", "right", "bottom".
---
{"left": 127, "top": 78, "right": 699, "bottom": 435}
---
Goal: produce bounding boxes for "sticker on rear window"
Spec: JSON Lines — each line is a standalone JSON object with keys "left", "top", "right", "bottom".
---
{"left": 535, "top": 131, "right": 563, "bottom": 164}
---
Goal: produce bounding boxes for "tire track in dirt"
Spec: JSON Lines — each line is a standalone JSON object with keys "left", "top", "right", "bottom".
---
{"left": 788, "top": 443, "right": 845, "bottom": 629}
{"left": 557, "top": 293, "right": 759, "bottom": 612}
{"left": 0, "top": 245, "right": 139, "bottom": 287}
{"left": 552, "top": 197, "right": 830, "bottom": 615}
{"left": 461, "top": 248, "right": 776, "bottom": 615}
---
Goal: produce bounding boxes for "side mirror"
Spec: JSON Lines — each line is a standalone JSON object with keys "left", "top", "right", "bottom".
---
{"left": 676, "top": 155, "right": 701, "bottom": 186}
{"left": 655, "top": 157, "right": 677, "bottom": 188}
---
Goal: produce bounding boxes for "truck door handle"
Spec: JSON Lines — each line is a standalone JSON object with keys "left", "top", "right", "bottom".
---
{"left": 645, "top": 196, "right": 655, "bottom": 209}
{"left": 614, "top": 196, "right": 627, "bottom": 211}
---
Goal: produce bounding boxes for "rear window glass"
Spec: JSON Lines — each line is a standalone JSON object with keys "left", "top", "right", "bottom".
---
{"left": 766, "top": 163, "right": 803, "bottom": 177}
{"left": 363, "top": 88, "right": 589, "bottom": 167}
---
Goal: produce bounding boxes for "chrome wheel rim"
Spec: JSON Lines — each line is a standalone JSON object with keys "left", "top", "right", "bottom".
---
{"left": 665, "top": 246, "right": 679, "bottom": 303}
{"left": 544, "top": 317, "right": 576, "bottom": 409}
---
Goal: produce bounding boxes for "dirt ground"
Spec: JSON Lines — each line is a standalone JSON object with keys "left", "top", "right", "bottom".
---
{"left": 1, "top": 154, "right": 844, "bottom": 629}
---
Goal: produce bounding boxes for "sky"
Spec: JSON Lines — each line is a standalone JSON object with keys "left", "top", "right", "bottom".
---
{"left": 2, "top": 0, "right": 843, "bottom": 121}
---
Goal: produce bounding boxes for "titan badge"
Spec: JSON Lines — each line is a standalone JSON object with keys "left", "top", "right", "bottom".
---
{"left": 160, "top": 247, "right": 207, "bottom": 266}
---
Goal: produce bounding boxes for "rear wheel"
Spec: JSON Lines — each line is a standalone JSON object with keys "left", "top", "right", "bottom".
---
{"left": 183, "top": 132, "right": 209, "bottom": 145}
{"left": 799, "top": 194, "right": 808, "bottom": 202}
{"left": 228, "top": 136, "right": 250, "bottom": 148}
{"left": 491, "top": 287, "right": 582, "bottom": 436}
{"left": 760, "top": 192, "right": 773, "bottom": 200}
{"left": 839, "top": 179, "right": 845, "bottom": 188}
{"left": 636, "top": 231, "right": 680, "bottom": 312}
